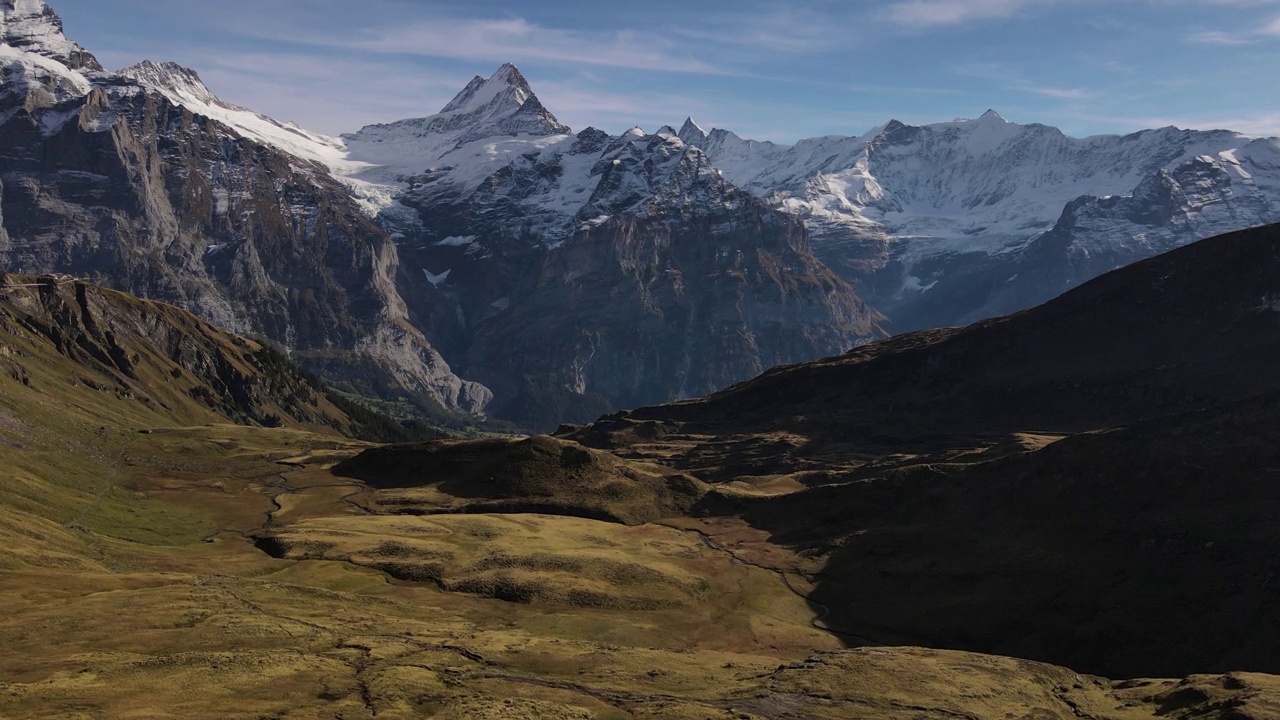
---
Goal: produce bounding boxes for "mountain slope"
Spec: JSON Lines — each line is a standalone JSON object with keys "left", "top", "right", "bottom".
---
{"left": 0, "top": 1, "right": 490, "bottom": 416}
{"left": 613, "top": 221, "right": 1280, "bottom": 443}
{"left": 565, "top": 221, "right": 1280, "bottom": 678}
{"left": 346, "top": 73, "right": 885, "bottom": 429}
{"left": 0, "top": 272, "right": 355, "bottom": 429}
{"left": 682, "top": 113, "right": 1280, "bottom": 331}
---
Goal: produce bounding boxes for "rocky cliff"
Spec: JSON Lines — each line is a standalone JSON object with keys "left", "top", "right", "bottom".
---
{"left": 350, "top": 69, "right": 884, "bottom": 429}
{"left": 681, "top": 113, "right": 1280, "bottom": 331}
{"left": 0, "top": 0, "right": 490, "bottom": 416}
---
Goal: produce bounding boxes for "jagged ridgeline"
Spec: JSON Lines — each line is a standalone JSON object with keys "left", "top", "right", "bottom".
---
{"left": 0, "top": 6, "right": 883, "bottom": 431}
{"left": 5, "top": 0, "right": 1280, "bottom": 433}
{"left": 0, "top": 0, "right": 492, "bottom": 424}
{"left": 0, "top": 272, "right": 345, "bottom": 428}
{"left": 0, "top": 272, "right": 488, "bottom": 441}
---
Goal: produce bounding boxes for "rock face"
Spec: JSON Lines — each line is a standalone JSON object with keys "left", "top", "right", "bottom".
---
{"left": 11, "top": 0, "right": 1279, "bottom": 428}
{"left": 0, "top": 1, "right": 490, "bottom": 416}
{"left": 0, "top": 0, "right": 99, "bottom": 71}
{"left": 344, "top": 71, "right": 884, "bottom": 429}
{"left": 2, "top": 13, "right": 878, "bottom": 428}
{"left": 0, "top": 271, "right": 351, "bottom": 428}
{"left": 681, "top": 112, "right": 1280, "bottom": 331}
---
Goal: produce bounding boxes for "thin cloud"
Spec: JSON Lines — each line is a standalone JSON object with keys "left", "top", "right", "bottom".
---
{"left": 1019, "top": 85, "right": 1093, "bottom": 99}
{"left": 256, "top": 15, "right": 720, "bottom": 76}
{"left": 886, "top": 0, "right": 1034, "bottom": 26}
{"left": 1186, "top": 30, "right": 1256, "bottom": 44}
{"left": 1185, "top": 13, "right": 1280, "bottom": 45}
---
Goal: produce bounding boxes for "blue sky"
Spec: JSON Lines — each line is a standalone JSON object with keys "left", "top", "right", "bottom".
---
{"left": 47, "top": 0, "right": 1280, "bottom": 141}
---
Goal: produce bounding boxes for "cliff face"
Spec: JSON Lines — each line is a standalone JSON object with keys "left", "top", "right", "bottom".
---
{"left": 684, "top": 115, "right": 1280, "bottom": 333}
{"left": 0, "top": 272, "right": 349, "bottom": 428}
{"left": 383, "top": 124, "right": 884, "bottom": 430}
{"left": 0, "top": 11, "right": 490, "bottom": 416}
{"left": 460, "top": 177, "right": 878, "bottom": 426}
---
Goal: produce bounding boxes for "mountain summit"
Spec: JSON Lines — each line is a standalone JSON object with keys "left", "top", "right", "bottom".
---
{"left": 0, "top": 0, "right": 99, "bottom": 70}
{"left": 343, "top": 63, "right": 570, "bottom": 176}
{"left": 440, "top": 62, "right": 534, "bottom": 115}
{"left": 118, "top": 60, "right": 220, "bottom": 106}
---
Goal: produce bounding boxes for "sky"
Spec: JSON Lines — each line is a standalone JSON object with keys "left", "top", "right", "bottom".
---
{"left": 44, "top": 0, "right": 1280, "bottom": 142}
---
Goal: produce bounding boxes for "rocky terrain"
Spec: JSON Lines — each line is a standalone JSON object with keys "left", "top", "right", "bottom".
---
{"left": 0, "top": 271, "right": 351, "bottom": 429}
{"left": 344, "top": 66, "right": 884, "bottom": 429}
{"left": 8, "top": 0, "right": 1280, "bottom": 430}
{"left": 0, "top": 0, "right": 490, "bottom": 419}
{"left": 0, "top": 8, "right": 886, "bottom": 429}
{"left": 680, "top": 114, "right": 1280, "bottom": 331}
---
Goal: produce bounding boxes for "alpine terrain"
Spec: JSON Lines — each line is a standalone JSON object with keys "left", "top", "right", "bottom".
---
{"left": 6, "top": 220, "right": 1280, "bottom": 718}
{"left": 10, "top": 0, "right": 1277, "bottom": 429}
{"left": 677, "top": 112, "right": 1280, "bottom": 330}
{"left": 4, "top": 2, "right": 1280, "bottom": 712}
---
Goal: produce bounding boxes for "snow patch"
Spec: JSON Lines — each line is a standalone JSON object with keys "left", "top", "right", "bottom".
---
{"left": 423, "top": 268, "right": 452, "bottom": 286}
{"left": 436, "top": 235, "right": 478, "bottom": 247}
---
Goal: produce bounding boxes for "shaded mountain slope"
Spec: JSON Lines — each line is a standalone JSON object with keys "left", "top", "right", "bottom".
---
{"left": 737, "top": 392, "right": 1280, "bottom": 678}
{"left": 603, "top": 221, "right": 1280, "bottom": 450}
{"left": 555, "top": 221, "right": 1280, "bottom": 679}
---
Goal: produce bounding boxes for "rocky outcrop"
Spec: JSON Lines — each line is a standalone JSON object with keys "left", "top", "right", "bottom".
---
{"left": 0, "top": 0, "right": 100, "bottom": 71}
{"left": 0, "top": 1, "right": 490, "bottom": 416}
{"left": 0, "top": 272, "right": 349, "bottom": 428}
{"left": 683, "top": 114, "right": 1280, "bottom": 332}
{"left": 377, "top": 110, "right": 884, "bottom": 429}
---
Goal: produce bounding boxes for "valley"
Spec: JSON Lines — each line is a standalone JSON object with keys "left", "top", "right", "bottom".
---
{"left": 3, "top": 227, "right": 1280, "bottom": 717}
{"left": 5, "top": 1, "right": 1280, "bottom": 717}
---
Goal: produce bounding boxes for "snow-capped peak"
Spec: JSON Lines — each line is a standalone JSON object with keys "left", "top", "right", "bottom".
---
{"left": 439, "top": 62, "right": 531, "bottom": 115}
{"left": 342, "top": 63, "right": 571, "bottom": 184}
{"left": 115, "top": 58, "right": 351, "bottom": 173}
{"left": 978, "top": 109, "right": 1005, "bottom": 123}
{"left": 678, "top": 117, "right": 708, "bottom": 145}
{"left": 0, "top": 0, "right": 99, "bottom": 70}
{"left": 119, "top": 60, "right": 218, "bottom": 106}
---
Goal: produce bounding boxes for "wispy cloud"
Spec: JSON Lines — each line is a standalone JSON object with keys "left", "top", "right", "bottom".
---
{"left": 175, "top": 51, "right": 475, "bottom": 134}
{"left": 256, "top": 14, "right": 720, "bottom": 75}
{"left": 954, "top": 61, "right": 1095, "bottom": 100}
{"left": 1185, "top": 12, "right": 1280, "bottom": 44}
{"left": 1186, "top": 30, "right": 1256, "bottom": 45}
{"left": 1020, "top": 85, "right": 1092, "bottom": 99}
{"left": 886, "top": 0, "right": 1032, "bottom": 26}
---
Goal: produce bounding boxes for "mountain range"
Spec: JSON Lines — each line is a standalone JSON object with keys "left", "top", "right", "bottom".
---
{"left": 4, "top": 0, "right": 1280, "bottom": 430}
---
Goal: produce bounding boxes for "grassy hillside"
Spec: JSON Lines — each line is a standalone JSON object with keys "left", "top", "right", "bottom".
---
{"left": 3, "top": 267, "right": 1280, "bottom": 718}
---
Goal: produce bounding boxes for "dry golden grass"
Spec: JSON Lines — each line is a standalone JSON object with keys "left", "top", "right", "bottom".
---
{"left": 3, "top": 289, "right": 1279, "bottom": 718}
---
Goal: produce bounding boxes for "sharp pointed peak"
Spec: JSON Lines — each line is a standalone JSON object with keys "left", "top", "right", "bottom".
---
{"left": 439, "top": 61, "right": 536, "bottom": 116}
{"left": 978, "top": 108, "right": 1006, "bottom": 122}
{"left": 678, "top": 117, "right": 708, "bottom": 145}
{"left": 680, "top": 115, "right": 711, "bottom": 132}
{"left": 1, "top": 0, "right": 101, "bottom": 71}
